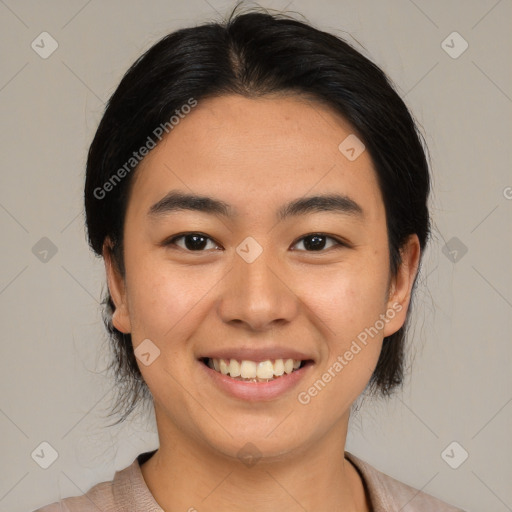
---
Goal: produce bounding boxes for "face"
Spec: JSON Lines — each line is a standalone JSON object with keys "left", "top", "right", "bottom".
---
{"left": 105, "top": 94, "right": 420, "bottom": 461}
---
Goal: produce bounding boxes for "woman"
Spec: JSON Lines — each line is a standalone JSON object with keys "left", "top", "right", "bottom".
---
{"left": 35, "top": 6, "right": 464, "bottom": 511}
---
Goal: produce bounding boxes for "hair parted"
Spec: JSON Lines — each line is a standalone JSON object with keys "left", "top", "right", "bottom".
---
{"left": 84, "top": 4, "right": 431, "bottom": 426}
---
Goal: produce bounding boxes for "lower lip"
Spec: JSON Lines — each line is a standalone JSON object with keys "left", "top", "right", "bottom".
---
{"left": 198, "top": 359, "right": 313, "bottom": 402}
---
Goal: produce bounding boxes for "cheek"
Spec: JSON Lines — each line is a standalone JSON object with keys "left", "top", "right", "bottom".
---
{"left": 124, "top": 252, "right": 220, "bottom": 342}
{"left": 303, "top": 258, "right": 390, "bottom": 339}
{"left": 297, "top": 275, "right": 386, "bottom": 410}
{"left": 299, "top": 254, "right": 389, "bottom": 397}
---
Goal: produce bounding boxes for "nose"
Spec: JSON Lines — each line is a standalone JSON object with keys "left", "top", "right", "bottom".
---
{"left": 217, "top": 245, "right": 300, "bottom": 331}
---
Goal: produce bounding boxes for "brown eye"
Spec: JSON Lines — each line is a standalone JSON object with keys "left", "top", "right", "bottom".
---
{"left": 166, "top": 233, "right": 220, "bottom": 251}
{"left": 292, "top": 234, "right": 344, "bottom": 252}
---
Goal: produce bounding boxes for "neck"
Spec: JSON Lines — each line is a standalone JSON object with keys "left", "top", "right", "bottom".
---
{"left": 140, "top": 408, "right": 370, "bottom": 512}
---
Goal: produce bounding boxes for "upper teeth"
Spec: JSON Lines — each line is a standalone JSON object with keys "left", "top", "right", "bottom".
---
{"left": 208, "top": 358, "right": 301, "bottom": 379}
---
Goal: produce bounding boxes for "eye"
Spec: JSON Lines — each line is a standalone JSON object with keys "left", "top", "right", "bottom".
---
{"left": 164, "top": 232, "right": 221, "bottom": 251}
{"left": 291, "top": 233, "right": 345, "bottom": 252}
{"left": 163, "top": 232, "right": 347, "bottom": 253}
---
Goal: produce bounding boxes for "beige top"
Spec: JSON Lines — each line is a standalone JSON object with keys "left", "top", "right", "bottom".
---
{"left": 33, "top": 449, "right": 465, "bottom": 511}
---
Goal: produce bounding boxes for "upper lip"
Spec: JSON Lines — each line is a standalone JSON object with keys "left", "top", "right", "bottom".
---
{"left": 199, "top": 347, "right": 314, "bottom": 363}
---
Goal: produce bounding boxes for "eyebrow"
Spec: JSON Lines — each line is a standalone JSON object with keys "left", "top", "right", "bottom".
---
{"left": 147, "top": 190, "right": 364, "bottom": 222}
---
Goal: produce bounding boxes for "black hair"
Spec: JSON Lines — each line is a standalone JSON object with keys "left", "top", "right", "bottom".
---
{"left": 84, "top": 5, "right": 430, "bottom": 426}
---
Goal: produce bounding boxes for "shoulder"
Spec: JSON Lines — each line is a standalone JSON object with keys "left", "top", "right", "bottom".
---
{"left": 345, "top": 451, "right": 466, "bottom": 512}
{"left": 32, "top": 451, "right": 162, "bottom": 512}
{"left": 31, "top": 480, "right": 114, "bottom": 512}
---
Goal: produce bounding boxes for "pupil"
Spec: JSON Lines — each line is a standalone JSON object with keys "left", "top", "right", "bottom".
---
{"left": 304, "top": 235, "right": 325, "bottom": 251}
{"left": 185, "top": 234, "right": 207, "bottom": 250}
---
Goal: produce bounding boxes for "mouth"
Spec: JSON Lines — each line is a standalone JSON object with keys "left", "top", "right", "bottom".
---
{"left": 199, "top": 357, "right": 314, "bottom": 383}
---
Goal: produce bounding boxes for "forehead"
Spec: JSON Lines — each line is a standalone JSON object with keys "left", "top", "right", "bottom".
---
{"left": 127, "top": 94, "right": 384, "bottom": 222}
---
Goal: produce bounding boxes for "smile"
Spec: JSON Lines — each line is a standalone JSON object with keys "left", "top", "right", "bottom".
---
{"left": 201, "top": 357, "right": 305, "bottom": 382}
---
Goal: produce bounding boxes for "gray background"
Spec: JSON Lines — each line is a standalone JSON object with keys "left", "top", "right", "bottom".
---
{"left": 1, "top": 1, "right": 511, "bottom": 511}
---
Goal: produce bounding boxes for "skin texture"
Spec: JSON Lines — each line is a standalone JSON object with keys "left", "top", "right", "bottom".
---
{"left": 104, "top": 94, "right": 421, "bottom": 512}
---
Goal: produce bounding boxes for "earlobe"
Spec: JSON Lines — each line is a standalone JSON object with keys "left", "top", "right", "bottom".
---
{"left": 102, "top": 238, "right": 132, "bottom": 334}
{"left": 383, "top": 234, "right": 421, "bottom": 337}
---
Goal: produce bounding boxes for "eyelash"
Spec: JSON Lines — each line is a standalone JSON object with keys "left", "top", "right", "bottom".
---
{"left": 163, "top": 232, "right": 348, "bottom": 253}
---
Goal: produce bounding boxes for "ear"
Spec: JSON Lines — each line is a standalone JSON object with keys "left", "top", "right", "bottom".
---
{"left": 102, "top": 238, "right": 132, "bottom": 334}
{"left": 383, "top": 234, "right": 421, "bottom": 337}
